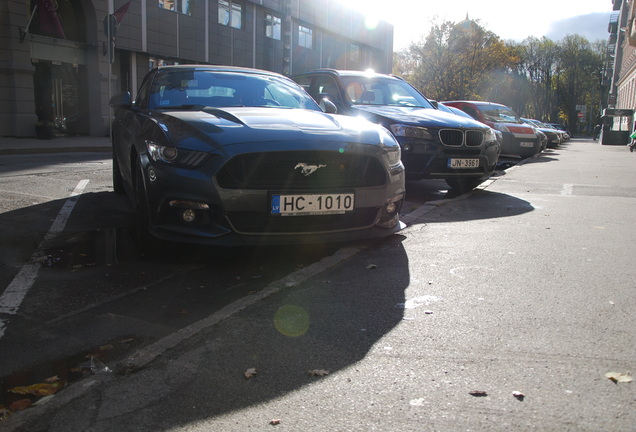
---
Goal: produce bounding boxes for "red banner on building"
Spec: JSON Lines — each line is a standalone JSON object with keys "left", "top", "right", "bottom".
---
{"left": 37, "top": 0, "right": 66, "bottom": 39}
{"left": 113, "top": 0, "right": 133, "bottom": 24}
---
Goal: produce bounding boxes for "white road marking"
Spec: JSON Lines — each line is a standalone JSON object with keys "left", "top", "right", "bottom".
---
{"left": 561, "top": 183, "right": 573, "bottom": 196}
{"left": 0, "top": 180, "right": 89, "bottom": 339}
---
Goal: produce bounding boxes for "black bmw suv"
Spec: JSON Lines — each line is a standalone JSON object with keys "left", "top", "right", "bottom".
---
{"left": 293, "top": 69, "right": 501, "bottom": 191}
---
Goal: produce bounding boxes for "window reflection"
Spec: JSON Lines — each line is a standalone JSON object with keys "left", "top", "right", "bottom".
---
{"left": 266, "top": 14, "right": 281, "bottom": 40}
{"left": 158, "top": 0, "right": 192, "bottom": 15}
{"left": 219, "top": 0, "right": 242, "bottom": 29}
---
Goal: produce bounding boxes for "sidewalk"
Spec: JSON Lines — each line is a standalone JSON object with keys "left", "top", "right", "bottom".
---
{"left": 0, "top": 136, "right": 111, "bottom": 155}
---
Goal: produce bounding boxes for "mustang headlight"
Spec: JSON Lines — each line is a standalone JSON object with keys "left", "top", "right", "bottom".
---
{"left": 145, "top": 141, "right": 208, "bottom": 167}
{"left": 379, "top": 127, "right": 402, "bottom": 166}
{"left": 146, "top": 140, "right": 178, "bottom": 163}
{"left": 389, "top": 124, "right": 433, "bottom": 140}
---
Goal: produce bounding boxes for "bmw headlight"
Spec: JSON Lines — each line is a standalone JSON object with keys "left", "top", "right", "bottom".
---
{"left": 484, "top": 128, "right": 497, "bottom": 142}
{"left": 389, "top": 124, "right": 433, "bottom": 140}
{"left": 146, "top": 140, "right": 178, "bottom": 163}
{"left": 379, "top": 127, "right": 402, "bottom": 166}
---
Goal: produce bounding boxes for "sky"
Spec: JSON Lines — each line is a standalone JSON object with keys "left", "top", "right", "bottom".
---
{"left": 346, "top": 0, "right": 615, "bottom": 49}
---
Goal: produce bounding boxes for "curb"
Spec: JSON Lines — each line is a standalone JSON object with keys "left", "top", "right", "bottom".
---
{"left": 0, "top": 146, "right": 111, "bottom": 155}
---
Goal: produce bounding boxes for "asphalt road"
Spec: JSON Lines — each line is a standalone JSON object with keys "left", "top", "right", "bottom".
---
{"left": 2, "top": 138, "right": 635, "bottom": 431}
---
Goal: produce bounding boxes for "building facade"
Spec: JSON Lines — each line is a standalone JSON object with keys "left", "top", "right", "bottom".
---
{"left": 1, "top": 0, "right": 393, "bottom": 138}
{"left": 613, "top": 0, "right": 636, "bottom": 114}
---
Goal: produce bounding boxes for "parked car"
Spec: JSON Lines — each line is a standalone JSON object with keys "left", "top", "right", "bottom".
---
{"left": 110, "top": 65, "right": 406, "bottom": 249}
{"left": 521, "top": 118, "right": 562, "bottom": 148}
{"left": 443, "top": 101, "right": 543, "bottom": 158}
{"left": 546, "top": 123, "right": 571, "bottom": 141}
{"left": 292, "top": 70, "right": 501, "bottom": 192}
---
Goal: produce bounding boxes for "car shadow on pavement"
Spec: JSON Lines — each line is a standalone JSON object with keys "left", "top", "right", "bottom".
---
{"left": 410, "top": 189, "right": 535, "bottom": 224}
{"left": 1, "top": 192, "right": 410, "bottom": 431}
{"left": 88, "top": 235, "right": 411, "bottom": 430}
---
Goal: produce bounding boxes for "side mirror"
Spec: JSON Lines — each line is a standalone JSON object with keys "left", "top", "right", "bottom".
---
{"left": 109, "top": 91, "right": 132, "bottom": 108}
{"left": 320, "top": 98, "right": 338, "bottom": 114}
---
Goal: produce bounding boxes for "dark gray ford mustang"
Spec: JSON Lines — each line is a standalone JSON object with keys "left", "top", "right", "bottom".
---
{"left": 110, "top": 65, "right": 405, "bottom": 247}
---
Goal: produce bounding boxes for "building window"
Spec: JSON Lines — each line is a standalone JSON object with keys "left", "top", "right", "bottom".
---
{"left": 266, "top": 14, "right": 281, "bottom": 40}
{"left": 218, "top": 0, "right": 242, "bottom": 29}
{"left": 298, "top": 25, "right": 312, "bottom": 48}
{"left": 158, "top": 0, "right": 193, "bottom": 15}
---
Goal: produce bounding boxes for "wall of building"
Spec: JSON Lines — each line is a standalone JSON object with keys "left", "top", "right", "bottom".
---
{"left": 1, "top": 0, "right": 393, "bottom": 138}
{"left": 616, "top": 0, "right": 636, "bottom": 113}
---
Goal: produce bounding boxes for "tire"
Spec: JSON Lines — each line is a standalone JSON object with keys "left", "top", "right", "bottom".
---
{"left": 112, "top": 147, "right": 125, "bottom": 194}
{"left": 445, "top": 177, "right": 483, "bottom": 193}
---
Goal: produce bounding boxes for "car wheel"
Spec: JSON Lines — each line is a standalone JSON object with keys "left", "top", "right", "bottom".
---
{"left": 445, "top": 177, "right": 483, "bottom": 193}
{"left": 134, "top": 159, "right": 159, "bottom": 255}
{"left": 112, "top": 147, "right": 125, "bottom": 194}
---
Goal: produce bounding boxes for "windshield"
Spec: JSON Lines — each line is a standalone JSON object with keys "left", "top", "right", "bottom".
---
{"left": 477, "top": 105, "right": 521, "bottom": 123}
{"left": 340, "top": 76, "right": 434, "bottom": 109}
{"left": 148, "top": 70, "right": 321, "bottom": 110}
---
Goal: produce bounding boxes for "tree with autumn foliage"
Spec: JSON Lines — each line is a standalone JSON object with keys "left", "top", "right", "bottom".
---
{"left": 394, "top": 19, "right": 607, "bottom": 133}
{"left": 395, "top": 19, "right": 518, "bottom": 102}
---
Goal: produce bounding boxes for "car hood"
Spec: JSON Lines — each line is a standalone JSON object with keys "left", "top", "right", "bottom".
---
{"left": 151, "top": 107, "right": 382, "bottom": 149}
{"left": 351, "top": 105, "right": 487, "bottom": 129}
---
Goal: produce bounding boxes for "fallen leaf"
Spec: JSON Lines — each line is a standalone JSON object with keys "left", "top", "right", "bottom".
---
{"left": 8, "top": 399, "right": 32, "bottom": 412}
{"left": 512, "top": 391, "right": 525, "bottom": 401}
{"left": 244, "top": 368, "right": 258, "bottom": 379}
{"left": 468, "top": 390, "right": 488, "bottom": 397}
{"left": 366, "top": 264, "right": 377, "bottom": 269}
{"left": 308, "top": 369, "right": 330, "bottom": 377}
{"left": 44, "top": 375, "right": 60, "bottom": 383}
{"left": 0, "top": 406, "right": 10, "bottom": 421}
{"left": 269, "top": 419, "right": 282, "bottom": 425}
{"left": 9, "top": 381, "right": 65, "bottom": 396}
{"left": 605, "top": 372, "right": 633, "bottom": 383}
{"left": 33, "top": 395, "right": 56, "bottom": 406}
{"left": 99, "top": 344, "right": 114, "bottom": 351}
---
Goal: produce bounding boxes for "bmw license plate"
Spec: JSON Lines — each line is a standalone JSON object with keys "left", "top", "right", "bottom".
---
{"left": 271, "top": 193, "right": 354, "bottom": 216}
{"left": 448, "top": 158, "right": 479, "bottom": 169}
{"left": 520, "top": 141, "right": 535, "bottom": 147}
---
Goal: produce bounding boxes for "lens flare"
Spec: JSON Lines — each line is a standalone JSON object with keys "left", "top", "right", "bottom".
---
{"left": 274, "top": 305, "right": 310, "bottom": 337}
{"left": 365, "top": 15, "right": 379, "bottom": 30}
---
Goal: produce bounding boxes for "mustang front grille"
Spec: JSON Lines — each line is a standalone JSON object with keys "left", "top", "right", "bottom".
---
{"left": 216, "top": 151, "right": 387, "bottom": 190}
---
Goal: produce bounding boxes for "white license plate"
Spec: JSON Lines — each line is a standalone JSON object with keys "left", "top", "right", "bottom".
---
{"left": 448, "top": 158, "right": 479, "bottom": 169}
{"left": 520, "top": 141, "right": 535, "bottom": 147}
{"left": 271, "top": 193, "right": 354, "bottom": 216}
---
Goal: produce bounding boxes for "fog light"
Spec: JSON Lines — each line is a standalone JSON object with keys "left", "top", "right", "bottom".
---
{"left": 182, "top": 209, "right": 196, "bottom": 223}
{"left": 148, "top": 168, "right": 157, "bottom": 182}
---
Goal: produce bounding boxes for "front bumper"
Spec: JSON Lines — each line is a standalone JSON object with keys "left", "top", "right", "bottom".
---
{"left": 500, "top": 132, "right": 542, "bottom": 157}
{"left": 139, "top": 145, "right": 406, "bottom": 246}
{"left": 399, "top": 137, "right": 500, "bottom": 181}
